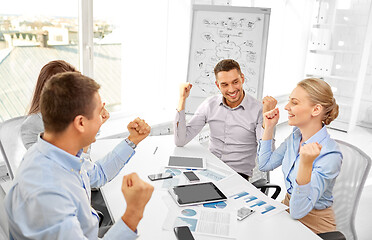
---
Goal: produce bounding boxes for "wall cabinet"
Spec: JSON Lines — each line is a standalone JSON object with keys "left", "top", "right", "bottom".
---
{"left": 305, "top": 0, "right": 372, "bottom": 132}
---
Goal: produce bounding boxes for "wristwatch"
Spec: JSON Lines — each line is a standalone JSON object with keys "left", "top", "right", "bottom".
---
{"left": 125, "top": 138, "right": 137, "bottom": 149}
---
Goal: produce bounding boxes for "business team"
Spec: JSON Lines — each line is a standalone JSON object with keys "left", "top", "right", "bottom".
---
{"left": 4, "top": 59, "right": 341, "bottom": 238}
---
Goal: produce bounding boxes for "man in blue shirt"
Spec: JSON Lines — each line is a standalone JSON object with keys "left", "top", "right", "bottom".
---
{"left": 5, "top": 72, "right": 154, "bottom": 239}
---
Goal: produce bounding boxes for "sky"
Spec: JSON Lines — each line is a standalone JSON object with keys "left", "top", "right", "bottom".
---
{"left": 0, "top": 0, "right": 125, "bottom": 21}
{"left": 0, "top": 0, "right": 78, "bottom": 17}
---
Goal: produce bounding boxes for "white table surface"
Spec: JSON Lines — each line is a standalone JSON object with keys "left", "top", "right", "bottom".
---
{"left": 91, "top": 135, "right": 320, "bottom": 240}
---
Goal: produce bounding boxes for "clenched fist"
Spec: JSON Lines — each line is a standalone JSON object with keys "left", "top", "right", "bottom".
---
{"left": 127, "top": 117, "right": 151, "bottom": 146}
{"left": 262, "top": 96, "right": 277, "bottom": 114}
{"left": 177, "top": 83, "right": 193, "bottom": 111}
{"left": 263, "top": 108, "right": 279, "bottom": 130}
{"left": 299, "top": 142, "right": 322, "bottom": 166}
{"left": 180, "top": 83, "right": 192, "bottom": 100}
{"left": 121, "top": 173, "right": 154, "bottom": 231}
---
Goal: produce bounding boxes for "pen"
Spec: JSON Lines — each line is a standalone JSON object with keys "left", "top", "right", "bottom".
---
{"left": 186, "top": 168, "right": 197, "bottom": 171}
{"left": 153, "top": 146, "right": 158, "bottom": 155}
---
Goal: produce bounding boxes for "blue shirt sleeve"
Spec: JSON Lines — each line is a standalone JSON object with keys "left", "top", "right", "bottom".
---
{"left": 103, "top": 218, "right": 137, "bottom": 240}
{"left": 88, "top": 140, "right": 135, "bottom": 188}
{"left": 289, "top": 151, "right": 342, "bottom": 219}
{"left": 257, "top": 138, "right": 287, "bottom": 172}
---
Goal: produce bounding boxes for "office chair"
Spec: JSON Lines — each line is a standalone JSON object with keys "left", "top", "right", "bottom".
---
{"left": 0, "top": 116, "right": 28, "bottom": 180}
{"left": 318, "top": 139, "right": 371, "bottom": 240}
{"left": 250, "top": 160, "right": 281, "bottom": 200}
{"left": 0, "top": 184, "right": 9, "bottom": 239}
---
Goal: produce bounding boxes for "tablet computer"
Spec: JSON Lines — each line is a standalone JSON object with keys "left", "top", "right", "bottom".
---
{"left": 169, "top": 182, "right": 227, "bottom": 206}
{"left": 167, "top": 156, "right": 206, "bottom": 170}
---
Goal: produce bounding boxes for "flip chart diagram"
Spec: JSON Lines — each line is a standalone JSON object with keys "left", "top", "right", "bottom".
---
{"left": 186, "top": 5, "right": 271, "bottom": 114}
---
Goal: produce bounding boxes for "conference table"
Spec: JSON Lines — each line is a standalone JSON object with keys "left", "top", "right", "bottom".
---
{"left": 91, "top": 135, "right": 320, "bottom": 240}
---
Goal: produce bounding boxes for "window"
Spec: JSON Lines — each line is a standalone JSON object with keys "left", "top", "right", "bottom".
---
{"left": 0, "top": 0, "right": 79, "bottom": 121}
{"left": 0, "top": 0, "right": 317, "bottom": 122}
{"left": 93, "top": 0, "right": 123, "bottom": 113}
{"left": 93, "top": 0, "right": 192, "bottom": 117}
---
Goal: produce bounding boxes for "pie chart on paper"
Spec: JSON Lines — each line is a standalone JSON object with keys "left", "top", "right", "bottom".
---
{"left": 165, "top": 168, "right": 182, "bottom": 176}
{"left": 181, "top": 209, "right": 197, "bottom": 217}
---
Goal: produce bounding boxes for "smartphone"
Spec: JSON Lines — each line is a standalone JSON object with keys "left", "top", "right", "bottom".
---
{"left": 174, "top": 226, "right": 195, "bottom": 240}
{"left": 183, "top": 171, "right": 200, "bottom": 182}
{"left": 148, "top": 172, "right": 172, "bottom": 181}
{"left": 237, "top": 207, "right": 255, "bottom": 221}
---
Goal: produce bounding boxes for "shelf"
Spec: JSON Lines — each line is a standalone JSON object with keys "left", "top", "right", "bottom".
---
{"left": 338, "top": 102, "right": 352, "bottom": 108}
{"left": 361, "top": 98, "right": 372, "bottom": 103}
{"left": 309, "top": 49, "right": 360, "bottom": 54}
{"left": 305, "top": 74, "right": 356, "bottom": 82}
{"left": 308, "top": 0, "right": 372, "bottom": 133}
{"left": 313, "top": 23, "right": 367, "bottom": 28}
{"left": 358, "top": 121, "right": 372, "bottom": 129}
{"left": 333, "top": 94, "right": 354, "bottom": 105}
{"left": 328, "top": 120, "right": 348, "bottom": 132}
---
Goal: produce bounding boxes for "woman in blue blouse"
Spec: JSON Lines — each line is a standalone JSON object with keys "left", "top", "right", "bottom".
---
{"left": 258, "top": 78, "right": 342, "bottom": 234}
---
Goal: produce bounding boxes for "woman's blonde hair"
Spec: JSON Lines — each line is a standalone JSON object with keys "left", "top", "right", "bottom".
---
{"left": 297, "top": 78, "right": 339, "bottom": 125}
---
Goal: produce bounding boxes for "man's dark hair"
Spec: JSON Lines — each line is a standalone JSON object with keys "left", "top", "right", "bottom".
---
{"left": 40, "top": 72, "right": 100, "bottom": 133}
{"left": 214, "top": 59, "right": 242, "bottom": 77}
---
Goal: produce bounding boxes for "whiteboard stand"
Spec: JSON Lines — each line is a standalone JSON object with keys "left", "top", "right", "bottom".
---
{"left": 186, "top": 4, "right": 271, "bottom": 114}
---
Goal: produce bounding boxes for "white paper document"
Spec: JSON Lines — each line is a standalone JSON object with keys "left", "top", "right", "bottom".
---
{"left": 163, "top": 206, "right": 237, "bottom": 239}
{"left": 197, "top": 162, "right": 235, "bottom": 182}
{"left": 215, "top": 174, "right": 288, "bottom": 219}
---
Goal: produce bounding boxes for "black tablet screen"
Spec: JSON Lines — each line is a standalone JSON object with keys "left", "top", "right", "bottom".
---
{"left": 173, "top": 182, "right": 226, "bottom": 204}
{"left": 169, "top": 156, "right": 204, "bottom": 168}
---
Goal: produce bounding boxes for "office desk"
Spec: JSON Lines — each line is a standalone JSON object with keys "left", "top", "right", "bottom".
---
{"left": 91, "top": 135, "right": 320, "bottom": 240}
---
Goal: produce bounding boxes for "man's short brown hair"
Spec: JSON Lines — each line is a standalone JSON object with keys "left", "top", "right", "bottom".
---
{"left": 40, "top": 72, "right": 100, "bottom": 133}
{"left": 214, "top": 59, "right": 242, "bottom": 77}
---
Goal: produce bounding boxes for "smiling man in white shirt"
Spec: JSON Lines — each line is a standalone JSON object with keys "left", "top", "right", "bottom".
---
{"left": 174, "top": 59, "right": 277, "bottom": 179}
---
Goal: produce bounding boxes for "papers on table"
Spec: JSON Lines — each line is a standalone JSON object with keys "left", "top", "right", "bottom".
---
{"left": 163, "top": 204, "right": 237, "bottom": 239}
{"left": 197, "top": 162, "right": 235, "bottom": 181}
{"left": 154, "top": 163, "right": 234, "bottom": 190}
{"left": 161, "top": 174, "right": 287, "bottom": 239}
{"left": 215, "top": 174, "right": 288, "bottom": 219}
{"left": 161, "top": 177, "right": 180, "bottom": 189}
{"left": 158, "top": 152, "right": 287, "bottom": 238}
{"left": 198, "top": 169, "right": 225, "bottom": 181}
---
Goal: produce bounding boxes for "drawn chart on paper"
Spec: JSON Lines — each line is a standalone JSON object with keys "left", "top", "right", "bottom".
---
{"left": 226, "top": 189, "right": 287, "bottom": 218}
{"left": 198, "top": 169, "right": 225, "bottom": 181}
{"left": 186, "top": 5, "right": 271, "bottom": 114}
{"left": 170, "top": 209, "right": 237, "bottom": 238}
{"left": 203, "top": 201, "right": 227, "bottom": 209}
{"left": 231, "top": 191, "right": 249, "bottom": 199}
{"left": 182, "top": 209, "right": 197, "bottom": 217}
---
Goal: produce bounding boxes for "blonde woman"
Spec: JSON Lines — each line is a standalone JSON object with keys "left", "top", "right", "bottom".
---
{"left": 258, "top": 78, "right": 342, "bottom": 234}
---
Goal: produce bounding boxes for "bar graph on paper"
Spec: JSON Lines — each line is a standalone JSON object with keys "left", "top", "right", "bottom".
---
{"left": 228, "top": 190, "right": 286, "bottom": 217}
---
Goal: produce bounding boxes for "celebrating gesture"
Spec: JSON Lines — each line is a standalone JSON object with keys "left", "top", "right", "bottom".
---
{"left": 127, "top": 117, "right": 151, "bottom": 145}
{"left": 257, "top": 78, "right": 342, "bottom": 234}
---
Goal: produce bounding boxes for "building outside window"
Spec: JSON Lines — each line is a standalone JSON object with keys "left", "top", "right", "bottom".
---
{"left": 0, "top": 0, "right": 79, "bottom": 122}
